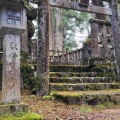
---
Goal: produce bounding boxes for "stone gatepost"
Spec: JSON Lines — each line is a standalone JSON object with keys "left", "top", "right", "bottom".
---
{"left": 99, "top": 24, "right": 108, "bottom": 57}
{"left": 2, "top": 35, "right": 21, "bottom": 103}
{"left": 89, "top": 19, "right": 99, "bottom": 58}
{"left": 0, "top": 0, "right": 28, "bottom": 113}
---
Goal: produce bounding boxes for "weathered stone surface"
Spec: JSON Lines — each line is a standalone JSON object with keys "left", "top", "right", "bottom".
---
{"left": 50, "top": 83, "right": 120, "bottom": 91}
{"left": 90, "top": 21, "right": 99, "bottom": 58}
{"left": 49, "top": 72, "right": 97, "bottom": 77}
{"left": 50, "top": 77, "right": 113, "bottom": 83}
{"left": 30, "top": 39, "right": 37, "bottom": 63}
{"left": 2, "top": 34, "right": 20, "bottom": 104}
{"left": 21, "top": 25, "right": 28, "bottom": 53}
{"left": 0, "top": 104, "right": 28, "bottom": 114}
{"left": 54, "top": 90, "right": 120, "bottom": 105}
{"left": 49, "top": 0, "right": 112, "bottom": 15}
{"left": 99, "top": 25, "right": 108, "bottom": 57}
{"left": 54, "top": 8, "right": 63, "bottom": 52}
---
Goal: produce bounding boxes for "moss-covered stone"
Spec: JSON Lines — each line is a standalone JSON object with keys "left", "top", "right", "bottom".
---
{"left": 53, "top": 89, "right": 120, "bottom": 105}
{"left": 0, "top": 104, "right": 28, "bottom": 115}
{"left": 21, "top": 63, "right": 37, "bottom": 91}
{"left": 89, "top": 57, "right": 106, "bottom": 66}
{"left": 49, "top": 72, "right": 98, "bottom": 77}
{"left": 0, "top": 112, "right": 43, "bottom": 120}
{"left": 50, "top": 65, "right": 89, "bottom": 72}
{"left": 50, "top": 83, "right": 120, "bottom": 91}
{"left": 50, "top": 77, "right": 113, "bottom": 83}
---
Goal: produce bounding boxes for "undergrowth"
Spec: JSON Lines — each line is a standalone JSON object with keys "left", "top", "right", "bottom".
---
{"left": 80, "top": 105, "right": 93, "bottom": 113}
{"left": 43, "top": 91, "right": 55, "bottom": 100}
{"left": 0, "top": 112, "right": 43, "bottom": 120}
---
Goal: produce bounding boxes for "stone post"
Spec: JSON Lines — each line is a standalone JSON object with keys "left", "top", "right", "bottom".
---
{"left": 101, "top": 25, "right": 108, "bottom": 57}
{"left": 54, "top": 8, "right": 63, "bottom": 51}
{"left": 21, "top": 24, "right": 28, "bottom": 53}
{"left": 2, "top": 35, "right": 20, "bottom": 104}
{"left": 37, "top": 0, "right": 50, "bottom": 95}
{"left": 0, "top": 0, "right": 28, "bottom": 113}
{"left": 89, "top": 20, "right": 99, "bottom": 58}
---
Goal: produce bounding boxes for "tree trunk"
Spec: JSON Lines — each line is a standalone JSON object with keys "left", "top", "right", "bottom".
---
{"left": 49, "top": 7, "right": 54, "bottom": 52}
{"left": 37, "top": 0, "right": 50, "bottom": 95}
{"left": 109, "top": 0, "right": 120, "bottom": 80}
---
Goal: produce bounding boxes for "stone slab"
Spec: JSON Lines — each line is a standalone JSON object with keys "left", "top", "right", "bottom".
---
{"left": 0, "top": 104, "right": 28, "bottom": 114}
{"left": 50, "top": 0, "right": 112, "bottom": 15}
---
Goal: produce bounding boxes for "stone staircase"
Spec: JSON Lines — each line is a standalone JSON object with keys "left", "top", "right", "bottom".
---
{"left": 49, "top": 59, "right": 120, "bottom": 105}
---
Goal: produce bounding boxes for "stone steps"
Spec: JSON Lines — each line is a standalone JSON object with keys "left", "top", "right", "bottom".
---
{"left": 50, "top": 77, "right": 113, "bottom": 83}
{"left": 49, "top": 72, "right": 115, "bottom": 77}
{"left": 49, "top": 72, "right": 98, "bottom": 77}
{"left": 50, "top": 65, "right": 89, "bottom": 72}
{"left": 49, "top": 64, "right": 119, "bottom": 105}
{"left": 53, "top": 89, "right": 120, "bottom": 105}
{"left": 50, "top": 83, "right": 120, "bottom": 91}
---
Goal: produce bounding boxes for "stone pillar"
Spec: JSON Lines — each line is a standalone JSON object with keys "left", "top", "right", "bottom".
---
{"left": 109, "top": 0, "right": 120, "bottom": 80}
{"left": 101, "top": 25, "right": 108, "bottom": 57}
{"left": 21, "top": 24, "right": 28, "bottom": 53}
{"left": 31, "top": 39, "right": 37, "bottom": 63}
{"left": 90, "top": 20, "right": 99, "bottom": 58}
{"left": 54, "top": 8, "right": 63, "bottom": 51}
{"left": 2, "top": 34, "right": 20, "bottom": 104}
{"left": 37, "top": 0, "right": 49, "bottom": 95}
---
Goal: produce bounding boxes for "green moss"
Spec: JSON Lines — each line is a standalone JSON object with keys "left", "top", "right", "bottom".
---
{"left": 43, "top": 91, "right": 55, "bottom": 100}
{"left": 80, "top": 105, "right": 93, "bottom": 113}
{"left": 21, "top": 52, "right": 29, "bottom": 62}
{"left": 91, "top": 64, "right": 116, "bottom": 73}
{"left": 21, "top": 63, "right": 37, "bottom": 90}
{"left": 22, "top": 0, "right": 31, "bottom": 10}
{"left": 103, "top": 102, "right": 116, "bottom": 109}
{"left": 115, "top": 0, "right": 119, "bottom": 11}
{"left": 95, "top": 104, "right": 106, "bottom": 109}
{"left": 53, "top": 89, "right": 120, "bottom": 104}
{"left": 35, "top": 77, "right": 49, "bottom": 92}
{"left": 50, "top": 65, "right": 89, "bottom": 72}
{"left": 0, "top": 112, "right": 43, "bottom": 120}
{"left": 85, "top": 38, "right": 91, "bottom": 43}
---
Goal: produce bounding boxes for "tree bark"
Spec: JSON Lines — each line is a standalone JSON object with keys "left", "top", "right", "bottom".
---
{"left": 37, "top": 0, "right": 50, "bottom": 95}
{"left": 49, "top": 7, "right": 55, "bottom": 52}
{"left": 109, "top": 0, "right": 120, "bottom": 80}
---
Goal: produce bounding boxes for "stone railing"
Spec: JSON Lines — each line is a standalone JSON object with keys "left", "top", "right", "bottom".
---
{"left": 49, "top": 48, "right": 83, "bottom": 65}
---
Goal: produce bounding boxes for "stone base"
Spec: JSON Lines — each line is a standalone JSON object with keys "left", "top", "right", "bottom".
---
{"left": 0, "top": 104, "right": 28, "bottom": 114}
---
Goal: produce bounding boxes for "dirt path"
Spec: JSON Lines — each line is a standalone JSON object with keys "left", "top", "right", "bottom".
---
{"left": 21, "top": 93, "right": 120, "bottom": 120}
{"left": 0, "top": 91, "right": 120, "bottom": 120}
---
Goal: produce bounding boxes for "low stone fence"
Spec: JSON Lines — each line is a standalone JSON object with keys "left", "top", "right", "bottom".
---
{"left": 49, "top": 49, "right": 83, "bottom": 65}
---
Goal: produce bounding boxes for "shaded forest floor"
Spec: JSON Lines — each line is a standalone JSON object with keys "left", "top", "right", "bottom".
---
{"left": 0, "top": 90, "right": 120, "bottom": 120}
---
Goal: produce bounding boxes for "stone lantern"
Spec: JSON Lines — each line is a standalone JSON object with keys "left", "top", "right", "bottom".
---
{"left": 0, "top": 0, "right": 27, "bottom": 105}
